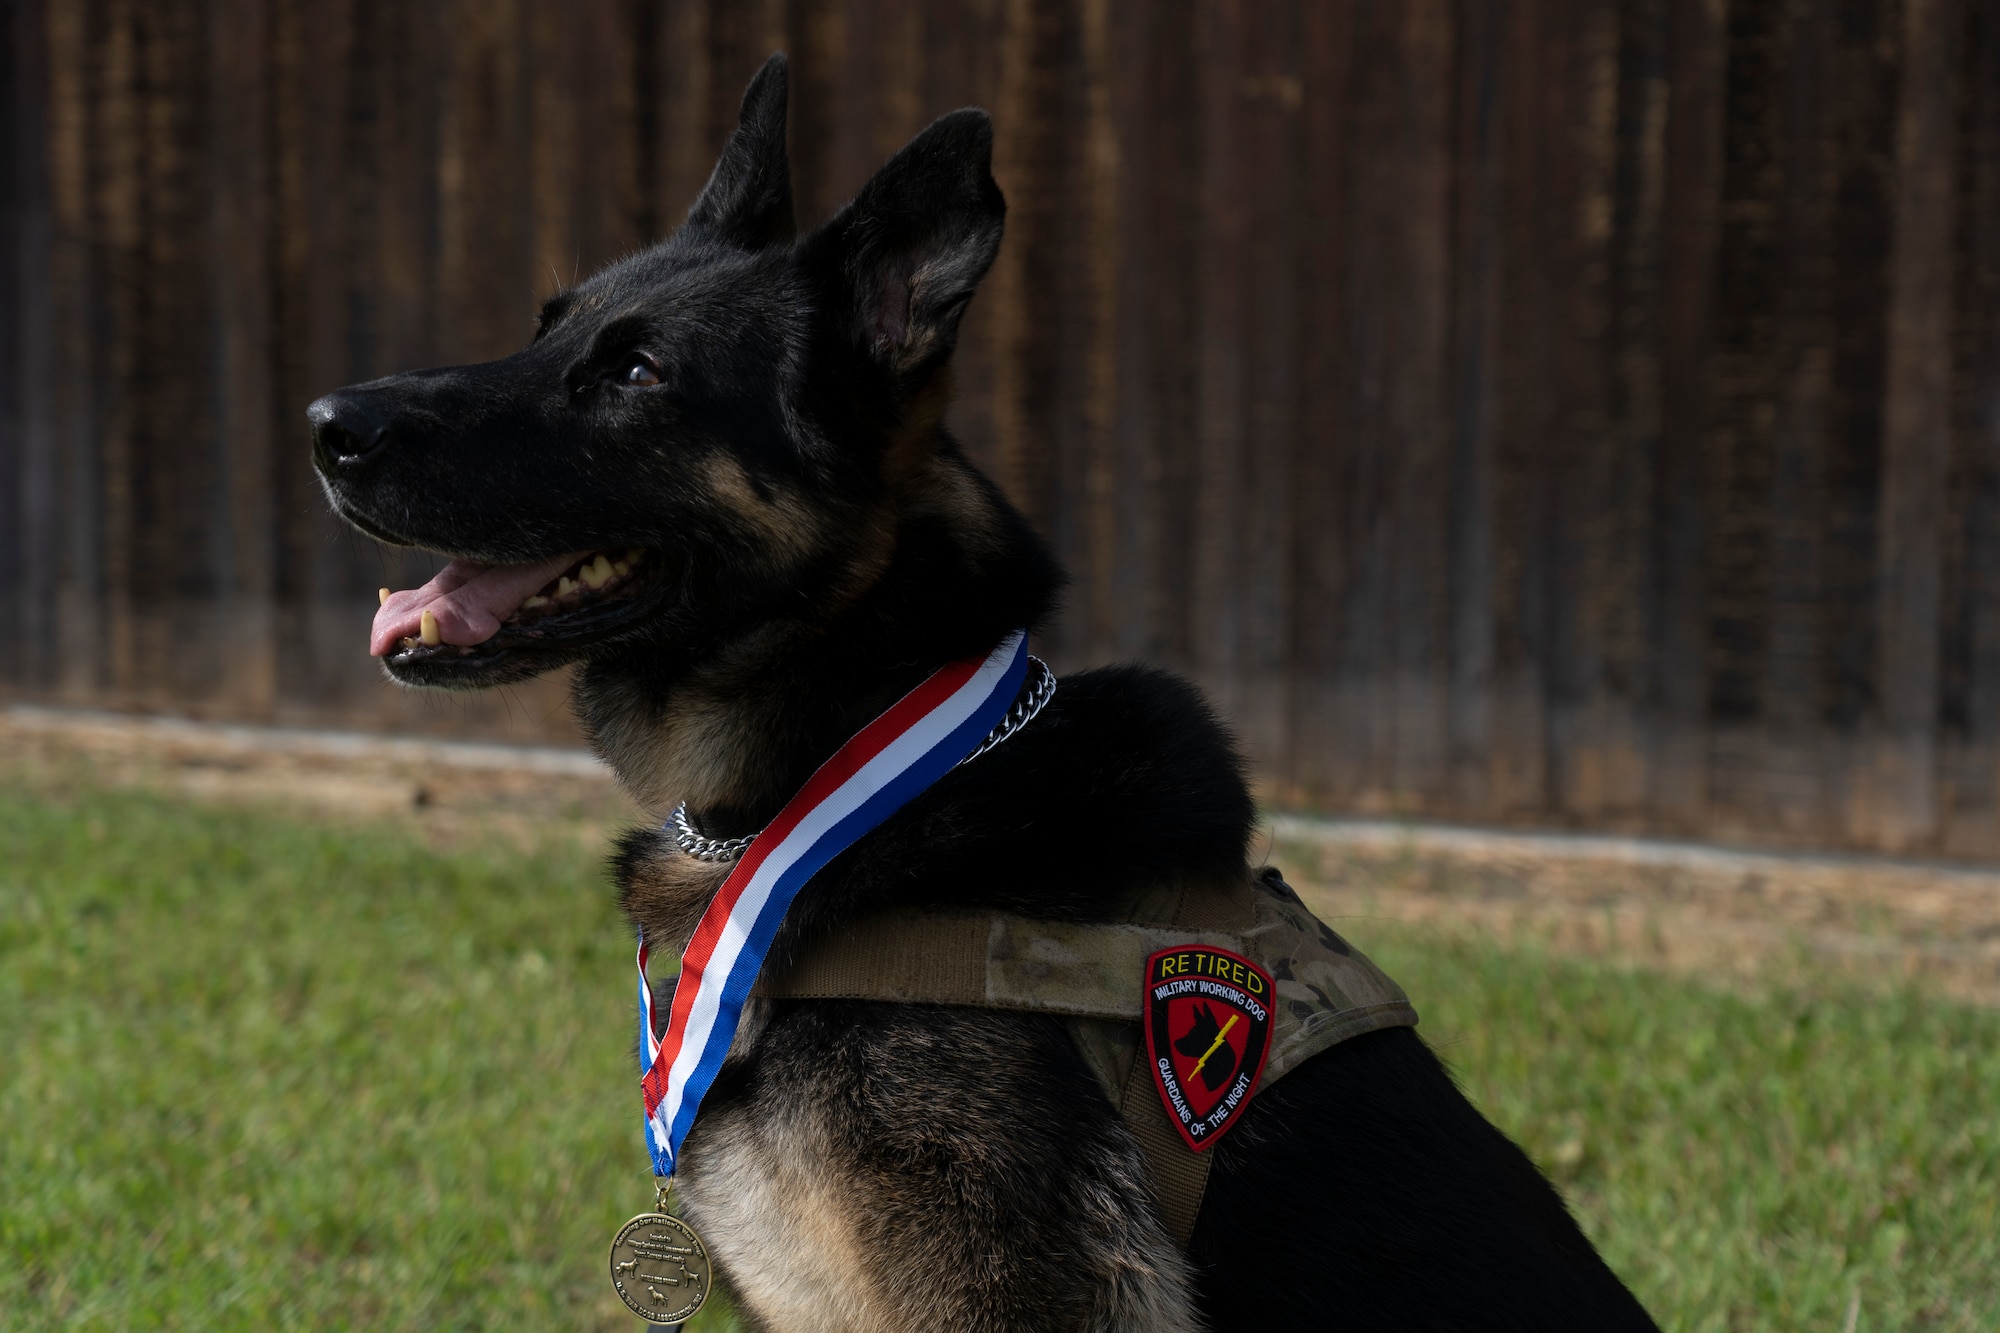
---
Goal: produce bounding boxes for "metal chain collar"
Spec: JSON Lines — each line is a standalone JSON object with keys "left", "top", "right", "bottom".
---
{"left": 669, "top": 655, "right": 1057, "bottom": 865}
{"left": 670, "top": 803, "right": 759, "bottom": 863}
{"left": 952, "top": 653, "right": 1058, "bottom": 768}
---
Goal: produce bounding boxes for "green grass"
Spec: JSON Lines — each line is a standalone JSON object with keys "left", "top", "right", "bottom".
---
{"left": 1361, "top": 925, "right": 2000, "bottom": 1330}
{"left": 3, "top": 783, "right": 1996, "bottom": 1330}
{"left": 1, "top": 785, "right": 733, "bottom": 1331}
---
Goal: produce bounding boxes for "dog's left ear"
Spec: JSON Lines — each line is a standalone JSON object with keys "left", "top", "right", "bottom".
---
{"left": 803, "top": 108, "right": 1005, "bottom": 380}
{"left": 684, "top": 53, "right": 795, "bottom": 249}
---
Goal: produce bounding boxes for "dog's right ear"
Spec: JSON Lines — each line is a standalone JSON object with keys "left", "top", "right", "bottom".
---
{"left": 801, "top": 108, "right": 1005, "bottom": 381}
{"left": 683, "top": 53, "right": 795, "bottom": 250}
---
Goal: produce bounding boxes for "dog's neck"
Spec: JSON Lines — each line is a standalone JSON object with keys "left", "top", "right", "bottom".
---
{"left": 574, "top": 445, "right": 1063, "bottom": 832}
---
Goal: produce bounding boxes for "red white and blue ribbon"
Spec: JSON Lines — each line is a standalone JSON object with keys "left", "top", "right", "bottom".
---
{"left": 635, "top": 630, "right": 1031, "bottom": 1178}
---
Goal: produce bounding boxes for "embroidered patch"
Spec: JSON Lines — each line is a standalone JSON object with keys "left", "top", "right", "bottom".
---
{"left": 1143, "top": 944, "right": 1274, "bottom": 1151}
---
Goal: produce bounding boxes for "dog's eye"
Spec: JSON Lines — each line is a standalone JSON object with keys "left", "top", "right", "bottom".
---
{"left": 622, "top": 357, "right": 662, "bottom": 388}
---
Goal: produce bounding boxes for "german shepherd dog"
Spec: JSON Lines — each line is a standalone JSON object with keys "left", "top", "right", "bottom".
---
{"left": 310, "top": 55, "right": 1657, "bottom": 1332}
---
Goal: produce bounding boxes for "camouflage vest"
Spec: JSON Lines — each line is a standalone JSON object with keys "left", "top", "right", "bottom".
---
{"left": 752, "top": 867, "right": 1418, "bottom": 1244}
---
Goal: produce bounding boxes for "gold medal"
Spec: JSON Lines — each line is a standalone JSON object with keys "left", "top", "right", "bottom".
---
{"left": 608, "top": 1182, "right": 711, "bottom": 1324}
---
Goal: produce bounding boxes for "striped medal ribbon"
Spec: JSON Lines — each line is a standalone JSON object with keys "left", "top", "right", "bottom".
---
{"left": 610, "top": 632, "right": 1030, "bottom": 1323}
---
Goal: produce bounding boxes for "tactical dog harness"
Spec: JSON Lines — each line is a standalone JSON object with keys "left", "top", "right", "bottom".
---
{"left": 749, "top": 866, "right": 1418, "bottom": 1243}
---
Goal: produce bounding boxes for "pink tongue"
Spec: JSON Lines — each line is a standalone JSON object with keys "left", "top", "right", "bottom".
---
{"left": 371, "top": 551, "right": 590, "bottom": 656}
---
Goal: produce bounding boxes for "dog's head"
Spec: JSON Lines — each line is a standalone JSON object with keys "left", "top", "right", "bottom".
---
{"left": 310, "top": 54, "right": 1016, "bottom": 691}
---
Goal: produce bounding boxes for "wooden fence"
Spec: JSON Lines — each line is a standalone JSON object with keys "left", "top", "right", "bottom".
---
{"left": 4, "top": 0, "right": 1999, "bottom": 855}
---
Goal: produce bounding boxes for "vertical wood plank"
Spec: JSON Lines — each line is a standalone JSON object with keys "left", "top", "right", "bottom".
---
{"left": 784, "top": 0, "right": 840, "bottom": 226}
{"left": 1756, "top": 0, "right": 1835, "bottom": 836}
{"left": 1138, "top": 0, "right": 1206, "bottom": 670}
{"left": 602, "top": 0, "right": 652, "bottom": 254}
{"left": 2, "top": 0, "right": 57, "bottom": 692}
{"left": 0, "top": 0, "right": 19, "bottom": 683}
{"left": 1649, "top": 0, "right": 1727, "bottom": 829}
{"left": 1488, "top": 0, "right": 1557, "bottom": 816}
{"left": 1542, "top": 0, "right": 1638, "bottom": 824}
{"left": 438, "top": 0, "right": 528, "bottom": 364}
{"left": 920, "top": 0, "right": 1007, "bottom": 124}
{"left": 1870, "top": 0, "right": 1963, "bottom": 849}
{"left": 820, "top": 0, "right": 879, "bottom": 213}
{"left": 42, "top": 0, "right": 98, "bottom": 700}
{"left": 93, "top": 0, "right": 142, "bottom": 702}
{"left": 531, "top": 0, "right": 585, "bottom": 304}
{"left": 139, "top": 0, "right": 220, "bottom": 710}
{"left": 869, "top": 0, "right": 924, "bottom": 164}
{"left": 284, "top": 0, "right": 362, "bottom": 715}
{"left": 210, "top": 0, "right": 277, "bottom": 717}
{"left": 1289, "top": 1, "right": 1358, "bottom": 806}
{"left": 983, "top": 0, "right": 1065, "bottom": 534}
{"left": 1220, "top": 0, "right": 1306, "bottom": 779}
{"left": 0, "top": 0, "right": 18, "bottom": 682}
{"left": 1568, "top": 0, "right": 1667, "bottom": 823}
{"left": 1382, "top": 1, "right": 1455, "bottom": 806}
{"left": 1444, "top": 0, "right": 1506, "bottom": 814}
{"left": 573, "top": 0, "right": 637, "bottom": 270}
{"left": 1187, "top": 0, "right": 1248, "bottom": 721}
{"left": 1096, "top": 0, "right": 1164, "bottom": 662}
{"left": 1703, "top": 0, "right": 1785, "bottom": 833}
{"left": 932, "top": 0, "right": 1013, "bottom": 480}
{"left": 1040, "top": 3, "right": 1090, "bottom": 662}
{"left": 1544, "top": 0, "right": 1616, "bottom": 821}
{"left": 267, "top": 0, "right": 315, "bottom": 711}
{"left": 528, "top": 0, "right": 639, "bottom": 289}
{"left": 1297, "top": 1, "right": 1455, "bottom": 811}
{"left": 1938, "top": 0, "right": 2000, "bottom": 853}
{"left": 710, "top": 0, "right": 788, "bottom": 140}
{"left": 654, "top": 0, "right": 713, "bottom": 229}
{"left": 1816, "top": 0, "right": 1900, "bottom": 840}
{"left": 366, "top": 1, "right": 440, "bottom": 383}
{"left": 1062, "top": 0, "right": 1122, "bottom": 666}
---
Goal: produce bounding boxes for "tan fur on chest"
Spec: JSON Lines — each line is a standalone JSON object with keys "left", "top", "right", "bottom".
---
{"left": 678, "top": 1102, "right": 919, "bottom": 1332}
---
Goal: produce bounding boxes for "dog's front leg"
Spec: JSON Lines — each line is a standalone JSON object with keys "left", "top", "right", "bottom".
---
{"left": 675, "top": 1003, "right": 1203, "bottom": 1333}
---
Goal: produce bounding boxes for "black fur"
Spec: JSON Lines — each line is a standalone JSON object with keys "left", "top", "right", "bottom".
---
{"left": 1193, "top": 1029, "right": 1655, "bottom": 1330}
{"left": 311, "top": 53, "right": 1658, "bottom": 1330}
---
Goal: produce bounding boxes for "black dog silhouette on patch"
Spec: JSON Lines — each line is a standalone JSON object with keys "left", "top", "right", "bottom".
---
{"left": 1173, "top": 1002, "right": 1239, "bottom": 1090}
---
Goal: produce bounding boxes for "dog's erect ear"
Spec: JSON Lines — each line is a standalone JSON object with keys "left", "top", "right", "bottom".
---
{"left": 805, "top": 108, "right": 1005, "bottom": 378}
{"left": 684, "top": 53, "right": 795, "bottom": 249}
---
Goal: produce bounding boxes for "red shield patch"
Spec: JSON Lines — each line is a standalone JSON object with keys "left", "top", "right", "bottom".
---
{"left": 1143, "top": 944, "right": 1274, "bottom": 1152}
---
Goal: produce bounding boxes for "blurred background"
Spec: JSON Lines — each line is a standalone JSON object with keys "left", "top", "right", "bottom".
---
{"left": 4, "top": 0, "right": 1996, "bottom": 856}
{"left": 6, "top": 3, "right": 2000, "bottom": 1330}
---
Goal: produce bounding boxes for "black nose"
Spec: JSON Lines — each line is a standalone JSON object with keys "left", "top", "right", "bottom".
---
{"left": 308, "top": 393, "right": 391, "bottom": 470}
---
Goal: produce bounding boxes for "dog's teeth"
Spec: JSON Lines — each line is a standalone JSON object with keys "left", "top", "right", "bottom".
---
{"left": 378, "top": 587, "right": 390, "bottom": 606}
{"left": 581, "top": 554, "right": 614, "bottom": 589}
{"left": 612, "top": 560, "right": 630, "bottom": 577}
{"left": 522, "top": 595, "right": 549, "bottom": 609}
{"left": 420, "top": 609, "right": 441, "bottom": 646}
{"left": 558, "top": 576, "right": 576, "bottom": 596}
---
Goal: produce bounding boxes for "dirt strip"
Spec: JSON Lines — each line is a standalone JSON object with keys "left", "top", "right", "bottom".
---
{"left": 7, "top": 704, "right": 1999, "bottom": 1004}
{"left": 1269, "top": 814, "right": 2000, "bottom": 1006}
{"left": 0, "top": 704, "right": 643, "bottom": 837}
